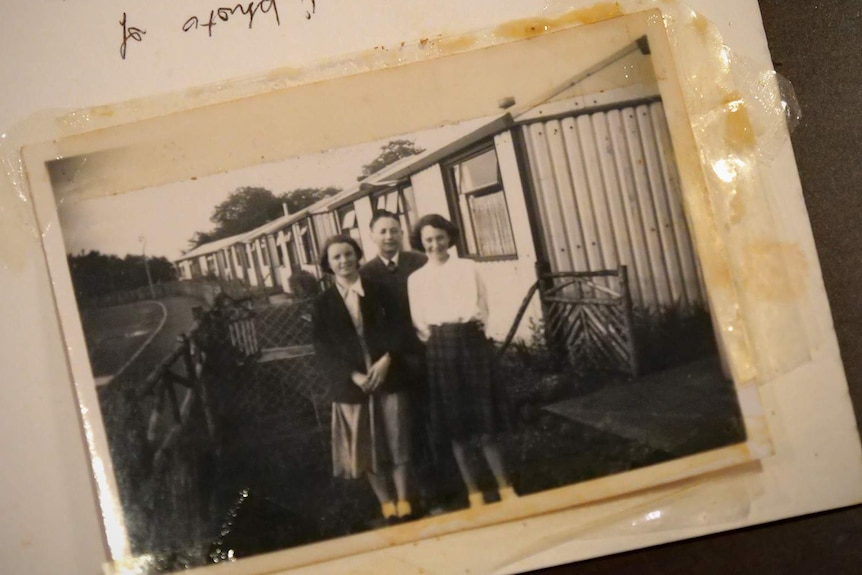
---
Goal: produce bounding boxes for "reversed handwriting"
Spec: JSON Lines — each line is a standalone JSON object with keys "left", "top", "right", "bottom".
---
{"left": 303, "top": 0, "right": 316, "bottom": 19}
{"left": 120, "top": 12, "right": 147, "bottom": 60}
{"left": 183, "top": 0, "right": 281, "bottom": 37}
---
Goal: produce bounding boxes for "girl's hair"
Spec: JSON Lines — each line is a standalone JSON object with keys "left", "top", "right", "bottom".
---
{"left": 318, "top": 234, "right": 363, "bottom": 274}
{"left": 410, "top": 213, "right": 460, "bottom": 252}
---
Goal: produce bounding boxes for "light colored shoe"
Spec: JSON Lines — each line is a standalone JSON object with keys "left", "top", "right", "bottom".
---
{"left": 396, "top": 500, "right": 413, "bottom": 518}
{"left": 381, "top": 501, "right": 397, "bottom": 519}
{"left": 468, "top": 492, "right": 485, "bottom": 509}
{"left": 498, "top": 486, "right": 519, "bottom": 502}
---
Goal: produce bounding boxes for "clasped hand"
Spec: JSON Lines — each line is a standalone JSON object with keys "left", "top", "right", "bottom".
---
{"left": 350, "top": 353, "right": 391, "bottom": 393}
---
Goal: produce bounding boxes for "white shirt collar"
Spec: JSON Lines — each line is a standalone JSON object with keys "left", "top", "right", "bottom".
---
{"left": 379, "top": 252, "right": 400, "bottom": 267}
{"left": 335, "top": 277, "right": 365, "bottom": 299}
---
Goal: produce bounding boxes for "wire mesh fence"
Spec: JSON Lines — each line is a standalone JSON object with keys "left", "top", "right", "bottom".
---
{"left": 203, "top": 298, "right": 329, "bottom": 464}
{"left": 97, "top": 294, "right": 333, "bottom": 564}
{"left": 254, "top": 299, "right": 315, "bottom": 348}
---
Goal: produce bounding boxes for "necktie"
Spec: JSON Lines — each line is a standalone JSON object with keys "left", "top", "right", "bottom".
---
{"left": 386, "top": 260, "right": 397, "bottom": 272}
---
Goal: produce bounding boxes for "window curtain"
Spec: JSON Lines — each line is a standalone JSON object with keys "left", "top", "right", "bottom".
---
{"left": 469, "top": 192, "right": 516, "bottom": 256}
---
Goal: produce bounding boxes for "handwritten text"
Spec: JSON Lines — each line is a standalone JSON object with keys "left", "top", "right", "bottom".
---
{"left": 183, "top": 0, "right": 281, "bottom": 37}
{"left": 303, "top": 0, "right": 316, "bottom": 19}
{"left": 120, "top": 12, "right": 147, "bottom": 60}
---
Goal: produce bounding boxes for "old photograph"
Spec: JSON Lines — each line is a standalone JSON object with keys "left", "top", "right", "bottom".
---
{"left": 29, "top": 11, "right": 768, "bottom": 575}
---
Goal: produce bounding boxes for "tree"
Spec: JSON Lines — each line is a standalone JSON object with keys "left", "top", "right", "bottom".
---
{"left": 67, "top": 250, "right": 176, "bottom": 301}
{"left": 187, "top": 231, "right": 215, "bottom": 251}
{"left": 187, "top": 186, "right": 341, "bottom": 249}
{"left": 278, "top": 187, "right": 340, "bottom": 214}
{"left": 209, "top": 187, "right": 283, "bottom": 240}
{"left": 358, "top": 139, "right": 425, "bottom": 180}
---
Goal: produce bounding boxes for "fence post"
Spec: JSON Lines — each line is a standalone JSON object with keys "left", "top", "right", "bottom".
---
{"left": 188, "top": 334, "right": 220, "bottom": 451}
{"left": 535, "top": 260, "right": 554, "bottom": 345}
{"left": 619, "top": 265, "right": 639, "bottom": 377}
{"left": 165, "top": 370, "right": 182, "bottom": 423}
{"left": 496, "top": 280, "right": 540, "bottom": 360}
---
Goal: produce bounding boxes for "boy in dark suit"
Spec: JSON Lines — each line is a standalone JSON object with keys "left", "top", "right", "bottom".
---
{"left": 361, "top": 210, "right": 456, "bottom": 513}
{"left": 360, "top": 210, "right": 428, "bottom": 340}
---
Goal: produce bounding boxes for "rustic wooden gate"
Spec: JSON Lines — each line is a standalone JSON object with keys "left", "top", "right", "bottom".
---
{"left": 540, "top": 266, "right": 638, "bottom": 376}
{"left": 499, "top": 266, "right": 638, "bottom": 377}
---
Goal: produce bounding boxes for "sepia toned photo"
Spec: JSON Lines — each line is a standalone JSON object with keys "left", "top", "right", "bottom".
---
{"left": 26, "top": 11, "right": 771, "bottom": 575}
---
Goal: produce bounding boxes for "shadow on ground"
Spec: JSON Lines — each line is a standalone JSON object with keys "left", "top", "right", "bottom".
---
{"left": 103, "top": 354, "right": 744, "bottom": 571}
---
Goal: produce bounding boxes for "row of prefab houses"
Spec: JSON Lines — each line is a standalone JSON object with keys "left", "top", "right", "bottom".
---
{"left": 175, "top": 45, "right": 706, "bottom": 342}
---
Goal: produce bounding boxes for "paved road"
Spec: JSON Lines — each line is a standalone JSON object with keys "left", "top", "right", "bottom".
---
{"left": 80, "top": 296, "right": 205, "bottom": 387}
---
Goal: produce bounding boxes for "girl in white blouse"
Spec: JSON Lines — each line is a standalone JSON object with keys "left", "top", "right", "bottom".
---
{"left": 407, "top": 214, "right": 516, "bottom": 508}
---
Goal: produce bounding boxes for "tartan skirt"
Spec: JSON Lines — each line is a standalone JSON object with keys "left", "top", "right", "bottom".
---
{"left": 426, "top": 321, "right": 508, "bottom": 447}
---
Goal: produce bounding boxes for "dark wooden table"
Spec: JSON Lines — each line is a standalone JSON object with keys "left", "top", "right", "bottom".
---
{"left": 537, "top": 1, "right": 862, "bottom": 573}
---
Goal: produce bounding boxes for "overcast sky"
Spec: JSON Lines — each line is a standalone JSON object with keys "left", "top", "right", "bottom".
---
{"left": 57, "top": 118, "right": 487, "bottom": 262}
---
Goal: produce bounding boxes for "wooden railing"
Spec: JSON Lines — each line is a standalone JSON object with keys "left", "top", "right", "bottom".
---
{"left": 139, "top": 298, "right": 261, "bottom": 467}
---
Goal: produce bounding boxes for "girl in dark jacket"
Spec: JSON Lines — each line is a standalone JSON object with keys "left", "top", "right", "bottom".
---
{"left": 311, "top": 234, "right": 414, "bottom": 520}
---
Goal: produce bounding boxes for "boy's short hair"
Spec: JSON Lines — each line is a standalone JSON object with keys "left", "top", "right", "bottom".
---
{"left": 369, "top": 209, "right": 401, "bottom": 230}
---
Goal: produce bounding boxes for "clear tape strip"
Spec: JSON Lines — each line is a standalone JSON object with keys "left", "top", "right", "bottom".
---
{"left": 493, "top": 463, "right": 764, "bottom": 574}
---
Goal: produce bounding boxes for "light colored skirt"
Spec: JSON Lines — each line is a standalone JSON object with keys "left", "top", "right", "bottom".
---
{"left": 331, "top": 391, "right": 411, "bottom": 479}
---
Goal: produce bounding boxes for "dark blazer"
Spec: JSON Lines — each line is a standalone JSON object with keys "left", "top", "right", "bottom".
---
{"left": 360, "top": 251, "right": 428, "bottom": 354}
{"left": 311, "top": 278, "right": 403, "bottom": 404}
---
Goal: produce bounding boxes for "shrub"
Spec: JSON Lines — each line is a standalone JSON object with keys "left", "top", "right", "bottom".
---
{"left": 632, "top": 304, "right": 717, "bottom": 374}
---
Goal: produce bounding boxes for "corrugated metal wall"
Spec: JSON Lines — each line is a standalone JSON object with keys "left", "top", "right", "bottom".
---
{"left": 521, "top": 100, "right": 703, "bottom": 309}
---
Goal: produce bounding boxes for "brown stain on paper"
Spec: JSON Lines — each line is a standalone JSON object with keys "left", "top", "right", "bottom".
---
{"left": 434, "top": 34, "right": 479, "bottom": 53}
{"left": 743, "top": 241, "right": 808, "bottom": 302}
{"left": 728, "top": 189, "right": 746, "bottom": 225}
{"left": 494, "top": 2, "right": 623, "bottom": 39}
{"left": 88, "top": 105, "right": 116, "bottom": 118}
{"left": 723, "top": 92, "right": 757, "bottom": 153}
{"left": 691, "top": 11, "right": 712, "bottom": 37}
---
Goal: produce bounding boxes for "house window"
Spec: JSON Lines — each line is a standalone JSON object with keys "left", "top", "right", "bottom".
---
{"left": 205, "top": 254, "right": 217, "bottom": 276}
{"left": 371, "top": 184, "right": 417, "bottom": 251}
{"left": 287, "top": 235, "right": 301, "bottom": 272}
{"left": 312, "top": 212, "right": 336, "bottom": 253}
{"left": 401, "top": 185, "right": 418, "bottom": 224}
{"left": 258, "top": 238, "right": 270, "bottom": 267}
{"left": 276, "top": 230, "right": 292, "bottom": 268}
{"left": 445, "top": 145, "right": 517, "bottom": 258}
{"left": 220, "top": 250, "right": 232, "bottom": 278}
{"left": 271, "top": 235, "right": 285, "bottom": 267}
{"left": 235, "top": 244, "right": 249, "bottom": 274}
{"left": 337, "top": 205, "right": 364, "bottom": 248}
{"left": 297, "top": 221, "right": 315, "bottom": 265}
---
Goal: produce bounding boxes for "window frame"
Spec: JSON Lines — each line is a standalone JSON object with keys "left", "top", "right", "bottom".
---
{"left": 442, "top": 141, "right": 518, "bottom": 261}
{"left": 258, "top": 237, "right": 270, "bottom": 267}
{"left": 295, "top": 220, "right": 316, "bottom": 266}
{"left": 336, "top": 204, "right": 364, "bottom": 249}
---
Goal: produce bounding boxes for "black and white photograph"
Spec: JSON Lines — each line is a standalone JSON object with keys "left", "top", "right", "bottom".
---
{"left": 27, "top": 11, "right": 771, "bottom": 575}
